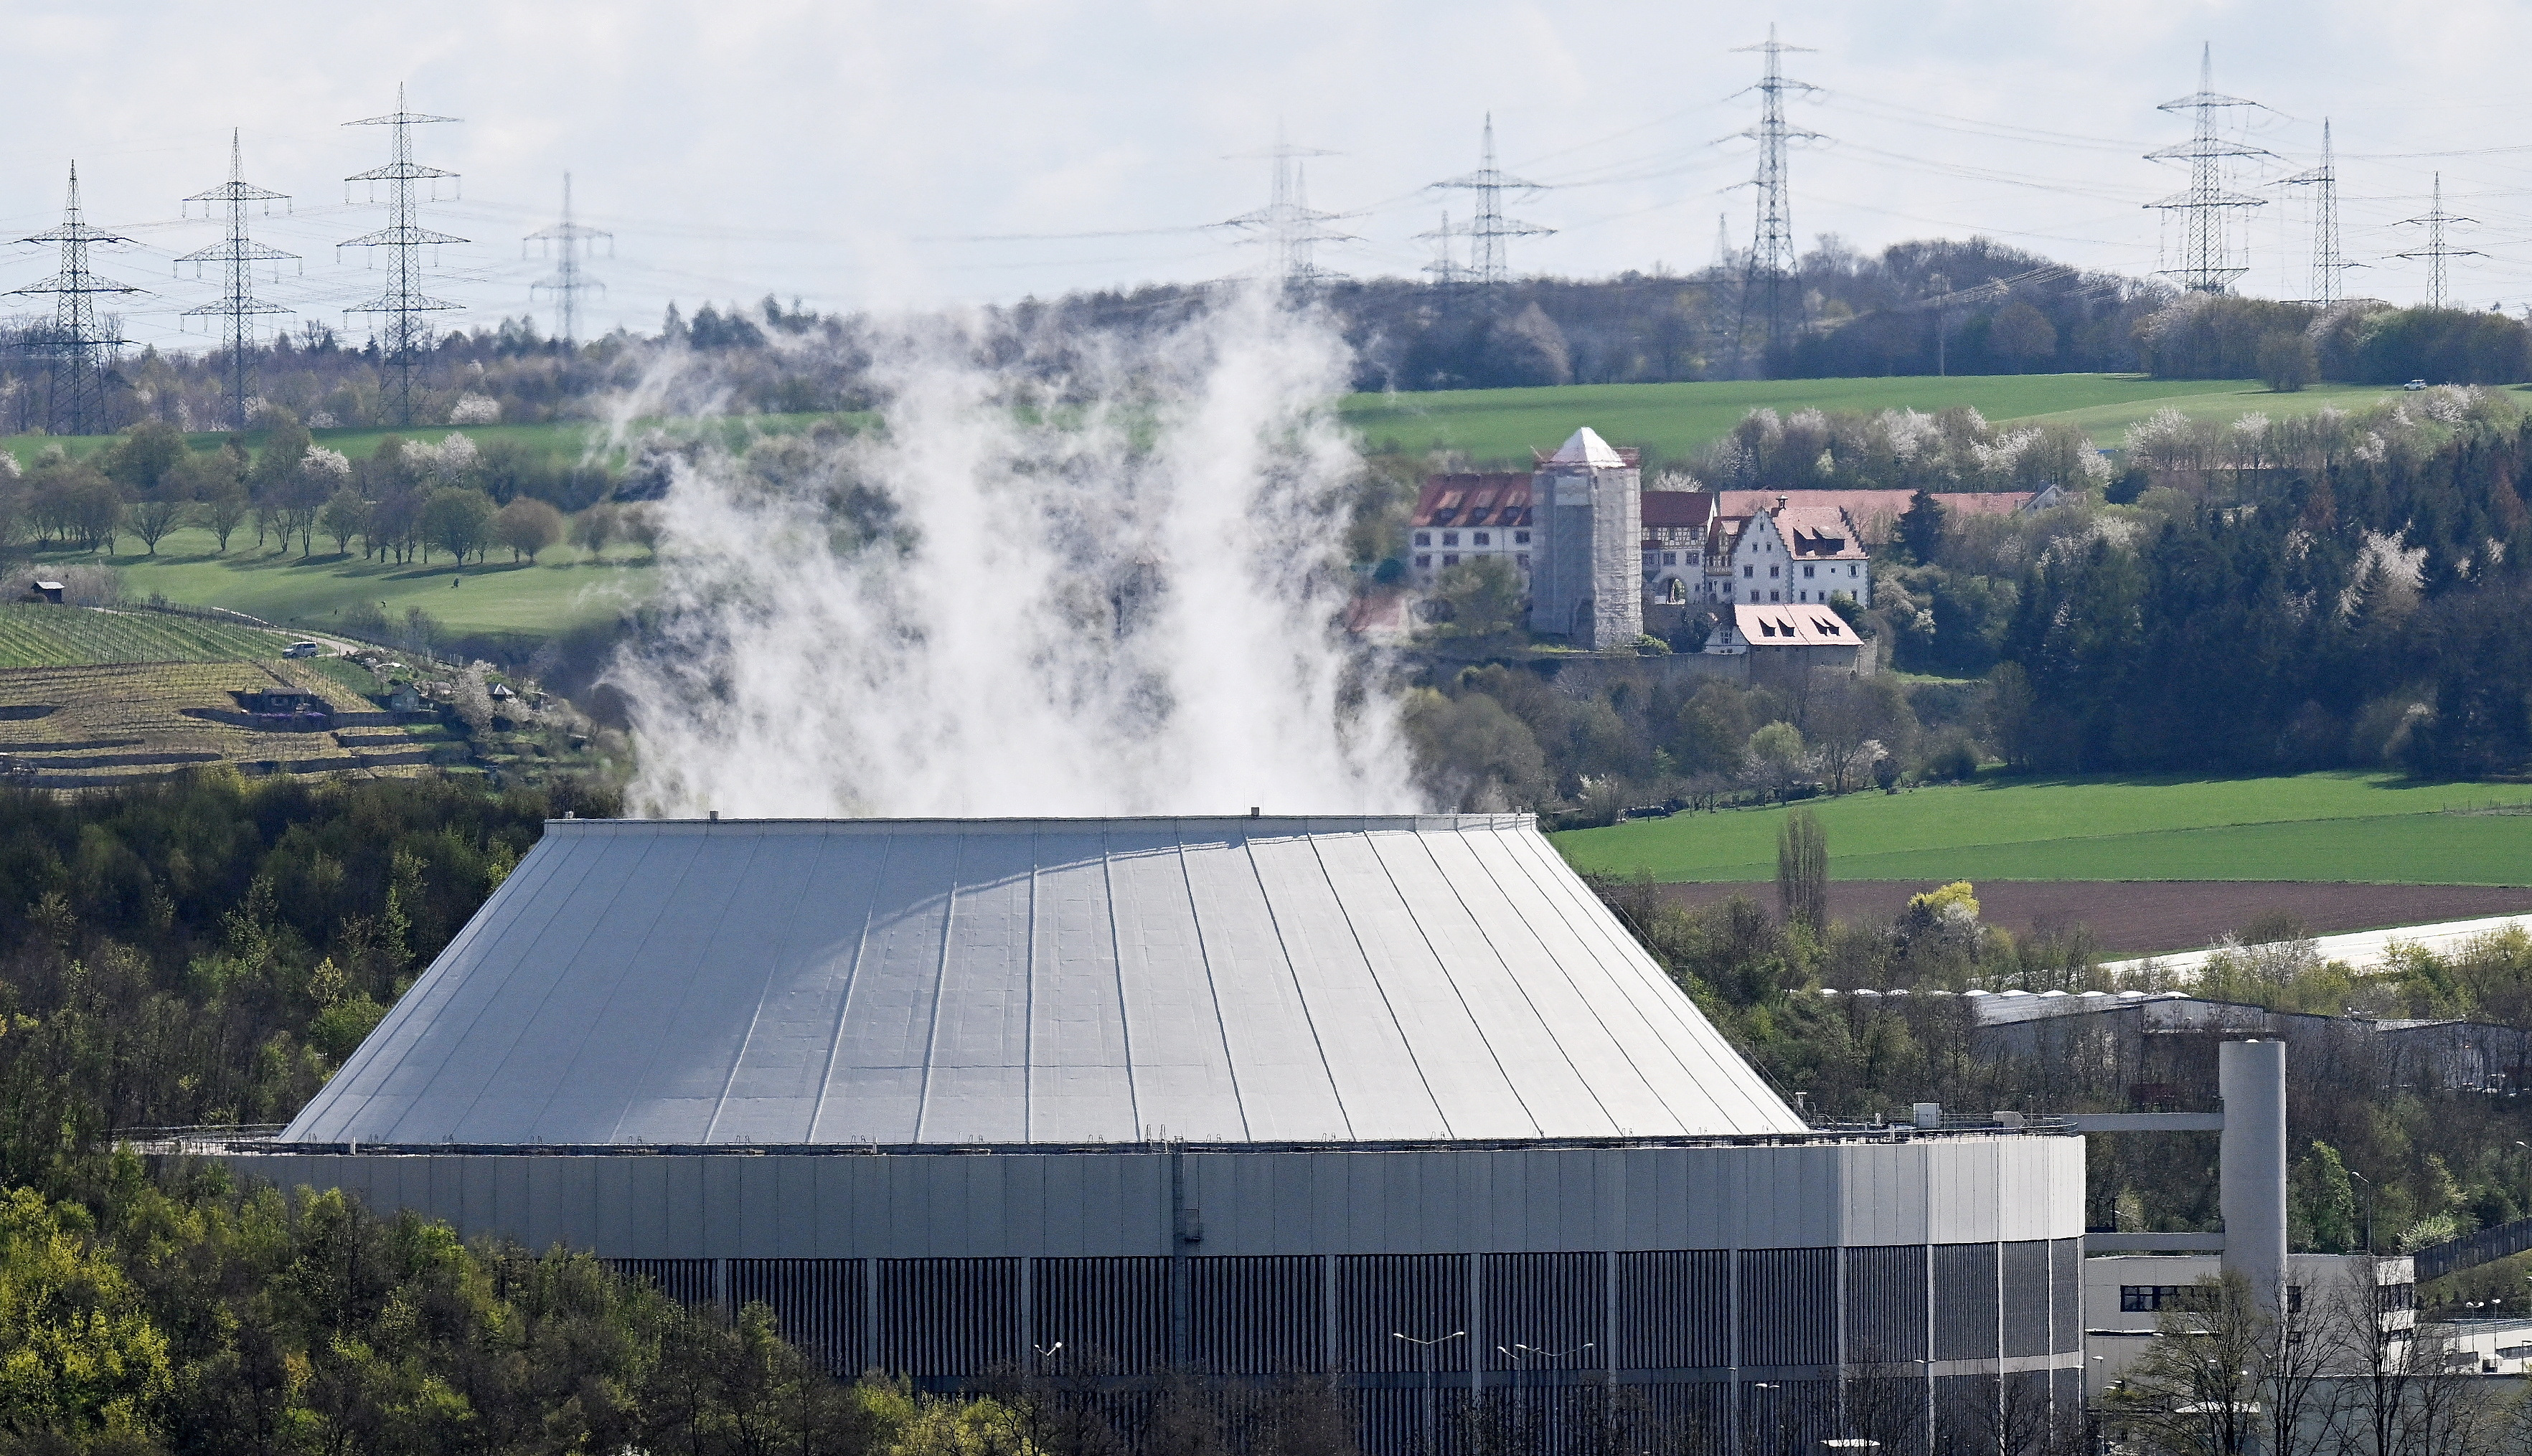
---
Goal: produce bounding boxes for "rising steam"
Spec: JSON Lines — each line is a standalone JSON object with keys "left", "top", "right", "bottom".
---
{"left": 605, "top": 289, "right": 1420, "bottom": 818}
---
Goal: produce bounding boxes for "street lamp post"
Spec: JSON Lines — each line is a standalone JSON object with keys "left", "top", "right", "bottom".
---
{"left": 2350, "top": 1168, "right": 2375, "bottom": 1254}
{"left": 1393, "top": 1330, "right": 1466, "bottom": 1456}
{"left": 1500, "top": 1343, "right": 1594, "bottom": 1448}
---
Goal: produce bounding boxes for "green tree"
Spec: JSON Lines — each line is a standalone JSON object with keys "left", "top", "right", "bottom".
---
{"left": 490, "top": 496, "right": 564, "bottom": 563}
{"left": 100, "top": 420, "right": 188, "bottom": 494}
{"left": 420, "top": 488, "right": 494, "bottom": 565}
{"left": 1426, "top": 556, "right": 1524, "bottom": 642}
{"left": 1896, "top": 488, "right": 1946, "bottom": 565}
{"left": 2259, "top": 331, "right": 2318, "bottom": 392}
{"left": 1988, "top": 300, "right": 2057, "bottom": 373}
{"left": 1775, "top": 806, "right": 1827, "bottom": 935}
{"left": 0, "top": 1185, "right": 171, "bottom": 1447}
{"left": 318, "top": 488, "right": 372, "bottom": 557}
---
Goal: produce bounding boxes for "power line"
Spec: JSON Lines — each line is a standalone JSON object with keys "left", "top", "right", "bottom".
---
{"left": 339, "top": 85, "right": 465, "bottom": 426}
{"left": 1731, "top": 24, "right": 1822, "bottom": 359}
{"left": 2145, "top": 44, "right": 2271, "bottom": 293}
{"left": 8, "top": 161, "right": 142, "bottom": 436}
{"left": 1416, "top": 211, "right": 1473, "bottom": 287}
{"left": 2396, "top": 171, "right": 2482, "bottom": 308}
{"left": 2282, "top": 118, "right": 2358, "bottom": 306}
{"left": 1220, "top": 129, "right": 1352, "bottom": 289}
{"left": 1430, "top": 115, "right": 1551, "bottom": 286}
{"left": 177, "top": 129, "right": 293, "bottom": 431}
{"left": 524, "top": 172, "right": 611, "bottom": 345}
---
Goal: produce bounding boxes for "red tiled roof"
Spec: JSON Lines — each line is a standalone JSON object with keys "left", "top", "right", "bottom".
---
{"left": 1413, "top": 473, "right": 1533, "bottom": 529}
{"left": 1640, "top": 490, "right": 1714, "bottom": 528}
{"left": 1772, "top": 505, "right": 1867, "bottom": 561}
{"left": 1716, "top": 488, "right": 2036, "bottom": 543}
{"left": 1731, "top": 604, "right": 1856, "bottom": 647}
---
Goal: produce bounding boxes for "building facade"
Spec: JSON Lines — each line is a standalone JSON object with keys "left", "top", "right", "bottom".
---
{"left": 1527, "top": 428, "right": 1643, "bottom": 649}
{"left": 216, "top": 814, "right": 2091, "bottom": 1455}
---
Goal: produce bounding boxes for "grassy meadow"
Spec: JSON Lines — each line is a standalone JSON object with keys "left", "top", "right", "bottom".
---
{"left": 0, "top": 601, "right": 290, "bottom": 668}
{"left": 1551, "top": 772, "right": 2532, "bottom": 887}
{"left": 27, "top": 527, "right": 655, "bottom": 642}
{"left": 1337, "top": 374, "right": 2408, "bottom": 465}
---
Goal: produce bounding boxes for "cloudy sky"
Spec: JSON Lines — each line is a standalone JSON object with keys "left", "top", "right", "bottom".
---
{"left": 5, "top": 0, "right": 2529, "bottom": 354}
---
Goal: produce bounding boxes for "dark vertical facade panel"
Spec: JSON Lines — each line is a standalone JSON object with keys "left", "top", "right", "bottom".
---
{"left": 727, "top": 1258, "right": 866, "bottom": 1375}
{"left": 2051, "top": 1239, "right": 2082, "bottom": 1355}
{"left": 2000, "top": 1241, "right": 2052, "bottom": 1358}
{"left": 1738, "top": 1376, "right": 1837, "bottom": 1453}
{"left": 1842, "top": 1372, "right": 1931, "bottom": 1456}
{"left": 1482, "top": 1252, "right": 1605, "bottom": 1371}
{"left": 1615, "top": 1250, "right": 1729, "bottom": 1372}
{"left": 611, "top": 1257, "right": 718, "bottom": 1308}
{"left": 1736, "top": 1247, "right": 1835, "bottom": 1369}
{"left": 1358, "top": 1384, "right": 1469, "bottom": 1456}
{"left": 1472, "top": 1384, "right": 1606, "bottom": 1456}
{"left": 1931, "top": 1244, "right": 2000, "bottom": 1363}
{"left": 1843, "top": 1245, "right": 1929, "bottom": 1366}
{"left": 1613, "top": 1382, "right": 1728, "bottom": 1455}
{"left": 1032, "top": 1257, "right": 1169, "bottom": 1374}
{"left": 877, "top": 1257, "right": 1023, "bottom": 1377}
{"left": 1337, "top": 1254, "right": 1469, "bottom": 1374}
{"left": 1934, "top": 1374, "right": 1996, "bottom": 1452}
{"left": 1190, "top": 1256, "right": 1324, "bottom": 1374}
{"left": 2051, "top": 1367, "right": 2085, "bottom": 1436}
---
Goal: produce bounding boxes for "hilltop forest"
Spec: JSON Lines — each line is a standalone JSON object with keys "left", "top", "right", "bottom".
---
{"left": 8, "top": 235, "right": 2529, "bottom": 435}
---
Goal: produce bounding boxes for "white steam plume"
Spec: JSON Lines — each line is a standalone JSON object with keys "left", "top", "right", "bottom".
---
{"left": 607, "top": 290, "right": 1420, "bottom": 818}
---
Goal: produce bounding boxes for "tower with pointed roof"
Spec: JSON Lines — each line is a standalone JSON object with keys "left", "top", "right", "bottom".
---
{"left": 1527, "top": 426, "right": 1642, "bottom": 648}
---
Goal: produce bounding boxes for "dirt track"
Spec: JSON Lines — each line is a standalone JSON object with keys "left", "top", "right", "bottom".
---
{"left": 1644, "top": 881, "right": 2532, "bottom": 955}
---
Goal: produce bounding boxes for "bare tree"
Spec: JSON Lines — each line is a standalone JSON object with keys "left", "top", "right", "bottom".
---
{"left": 2257, "top": 1271, "right": 2348, "bottom": 1456}
{"left": 2334, "top": 1257, "right": 2414, "bottom": 1456}
{"left": 2106, "top": 1271, "right": 2264, "bottom": 1456}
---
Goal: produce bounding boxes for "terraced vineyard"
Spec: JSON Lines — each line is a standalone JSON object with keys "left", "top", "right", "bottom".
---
{"left": 0, "top": 604, "right": 288, "bottom": 668}
{"left": 0, "top": 662, "right": 436, "bottom": 785}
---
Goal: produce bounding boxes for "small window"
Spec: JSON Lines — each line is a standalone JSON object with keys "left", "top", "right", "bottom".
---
{"left": 1442, "top": 554, "right": 1459, "bottom": 567}
{"left": 1515, "top": 554, "right": 1529, "bottom": 569}
{"left": 1770, "top": 565, "right": 1779, "bottom": 578}
{"left": 1769, "top": 591, "right": 1779, "bottom": 602}
{"left": 1515, "top": 531, "right": 1530, "bottom": 544}
{"left": 1413, "top": 532, "right": 1429, "bottom": 547}
{"left": 1473, "top": 531, "right": 1489, "bottom": 546}
{"left": 1849, "top": 564, "right": 1858, "bottom": 576}
{"left": 1441, "top": 532, "right": 1459, "bottom": 547}
{"left": 1663, "top": 552, "right": 1677, "bottom": 566}
{"left": 1414, "top": 554, "right": 1431, "bottom": 569}
{"left": 1804, "top": 564, "right": 1815, "bottom": 577}
{"left": 1743, "top": 565, "right": 1754, "bottom": 578}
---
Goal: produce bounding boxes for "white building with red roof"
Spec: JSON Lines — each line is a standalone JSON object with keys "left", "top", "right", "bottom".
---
{"left": 1405, "top": 472, "right": 1533, "bottom": 585}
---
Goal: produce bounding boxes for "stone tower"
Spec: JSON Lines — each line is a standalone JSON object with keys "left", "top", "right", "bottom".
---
{"left": 1526, "top": 427, "right": 1642, "bottom": 649}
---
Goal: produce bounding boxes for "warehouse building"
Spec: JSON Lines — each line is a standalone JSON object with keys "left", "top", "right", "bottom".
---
{"left": 223, "top": 813, "right": 2086, "bottom": 1452}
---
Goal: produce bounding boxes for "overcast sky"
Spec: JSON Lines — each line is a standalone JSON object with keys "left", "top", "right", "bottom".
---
{"left": 6, "top": 0, "right": 2531, "bottom": 356}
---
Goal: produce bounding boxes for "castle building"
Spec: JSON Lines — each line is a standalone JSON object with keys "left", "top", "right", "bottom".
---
{"left": 1527, "top": 427, "right": 1642, "bottom": 648}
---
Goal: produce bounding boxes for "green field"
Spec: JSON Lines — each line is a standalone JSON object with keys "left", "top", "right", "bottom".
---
{"left": 0, "top": 410, "right": 865, "bottom": 476}
{"left": 1552, "top": 772, "right": 2532, "bottom": 886}
{"left": 24, "top": 529, "right": 655, "bottom": 643}
{"left": 0, "top": 602, "right": 290, "bottom": 667}
{"left": 1338, "top": 375, "right": 2414, "bottom": 465}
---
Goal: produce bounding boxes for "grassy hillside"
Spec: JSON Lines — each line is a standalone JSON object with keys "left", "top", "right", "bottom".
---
{"left": 1552, "top": 772, "right": 2532, "bottom": 886}
{"left": 0, "top": 602, "right": 291, "bottom": 667}
{"left": 1337, "top": 374, "right": 2404, "bottom": 465}
{"left": 26, "top": 530, "right": 654, "bottom": 643}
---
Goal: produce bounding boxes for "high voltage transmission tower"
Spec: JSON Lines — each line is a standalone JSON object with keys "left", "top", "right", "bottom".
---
{"left": 1416, "top": 212, "right": 1473, "bottom": 287}
{"left": 2145, "top": 45, "right": 2269, "bottom": 294}
{"left": 1431, "top": 115, "right": 1551, "bottom": 287}
{"left": 1730, "top": 25, "right": 1822, "bottom": 359}
{"left": 341, "top": 86, "right": 466, "bottom": 426}
{"left": 2282, "top": 119, "right": 2356, "bottom": 306}
{"left": 7, "top": 163, "right": 141, "bottom": 437}
{"left": 2396, "top": 172, "right": 2481, "bottom": 310}
{"left": 178, "top": 130, "right": 294, "bottom": 431}
{"left": 524, "top": 174, "right": 611, "bottom": 345}
{"left": 1223, "top": 132, "right": 1352, "bottom": 289}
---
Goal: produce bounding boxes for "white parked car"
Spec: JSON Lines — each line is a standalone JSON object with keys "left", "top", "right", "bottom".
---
{"left": 283, "top": 641, "right": 322, "bottom": 658}
{"left": 2404, "top": 379, "right": 2429, "bottom": 391}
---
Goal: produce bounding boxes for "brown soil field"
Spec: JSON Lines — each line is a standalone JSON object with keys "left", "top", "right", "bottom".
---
{"left": 1645, "top": 880, "right": 2532, "bottom": 955}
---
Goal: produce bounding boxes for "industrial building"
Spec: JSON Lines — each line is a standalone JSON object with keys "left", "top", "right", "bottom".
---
{"left": 221, "top": 813, "right": 2087, "bottom": 1452}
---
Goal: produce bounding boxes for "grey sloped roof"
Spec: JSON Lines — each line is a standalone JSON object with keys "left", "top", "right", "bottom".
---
{"left": 282, "top": 816, "right": 1802, "bottom": 1147}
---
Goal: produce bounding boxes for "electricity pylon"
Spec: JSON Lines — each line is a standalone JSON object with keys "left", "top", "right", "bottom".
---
{"left": 179, "top": 130, "right": 295, "bottom": 431}
{"left": 341, "top": 85, "right": 466, "bottom": 425}
{"left": 8, "top": 162, "right": 141, "bottom": 437}
{"left": 2396, "top": 173, "right": 2481, "bottom": 311}
{"left": 525, "top": 173, "right": 611, "bottom": 346}
{"left": 1731, "top": 25, "right": 1822, "bottom": 358}
{"left": 2145, "top": 44, "right": 2270, "bottom": 293}
{"left": 1223, "top": 130, "right": 1353, "bottom": 289}
{"left": 2282, "top": 120, "right": 2358, "bottom": 306}
{"left": 1431, "top": 115, "right": 1551, "bottom": 286}
{"left": 1417, "top": 212, "right": 1473, "bottom": 286}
